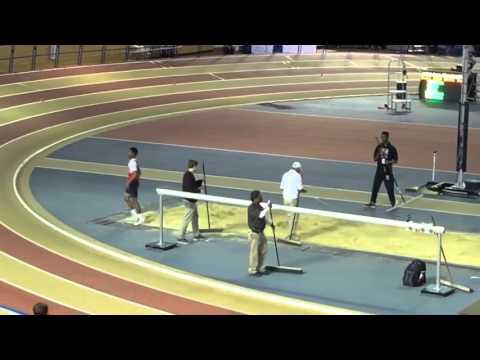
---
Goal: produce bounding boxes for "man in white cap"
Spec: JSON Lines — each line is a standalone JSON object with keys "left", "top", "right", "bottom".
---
{"left": 280, "top": 161, "right": 306, "bottom": 242}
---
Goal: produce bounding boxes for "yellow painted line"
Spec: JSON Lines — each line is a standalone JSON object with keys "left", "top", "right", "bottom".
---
{"left": 0, "top": 75, "right": 396, "bottom": 114}
{"left": 34, "top": 157, "right": 480, "bottom": 218}
{"left": 0, "top": 307, "right": 21, "bottom": 315}
{"left": 0, "top": 250, "right": 167, "bottom": 315}
{"left": 209, "top": 73, "right": 225, "bottom": 81}
{"left": 0, "top": 63, "right": 414, "bottom": 99}
{"left": 0, "top": 71, "right": 408, "bottom": 112}
{"left": 7, "top": 100, "right": 377, "bottom": 315}
{"left": 0, "top": 58, "right": 357, "bottom": 89}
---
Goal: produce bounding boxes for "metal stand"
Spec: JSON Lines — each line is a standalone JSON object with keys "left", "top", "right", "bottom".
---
{"left": 264, "top": 207, "right": 304, "bottom": 274}
{"left": 421, "top": 233, "right": 455, "bottom": 297}
{"left": 199, "top": 161, "right": 224, "bottom": 234}
{"left": 146, "top": 194, "right": 177, "bottom": 250}
{"left": 386, "top": 58, "right": 412, "bottom": 114}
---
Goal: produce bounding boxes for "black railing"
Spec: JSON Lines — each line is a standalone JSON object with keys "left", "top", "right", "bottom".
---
{"left": 0, "top": 45, "right": 182, "bottom": 75}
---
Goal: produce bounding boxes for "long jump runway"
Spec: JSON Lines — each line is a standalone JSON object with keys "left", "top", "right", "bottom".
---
{"left": 2, "top": 52, "right": 480, "bottom": 314}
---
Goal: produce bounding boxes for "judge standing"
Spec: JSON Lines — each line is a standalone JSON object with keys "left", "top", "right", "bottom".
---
{"left": 179, "top": 160, "right": 207, "bottom": 242}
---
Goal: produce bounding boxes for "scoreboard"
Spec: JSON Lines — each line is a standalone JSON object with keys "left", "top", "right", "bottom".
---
{"left": 419, "top": 71, "right": 476, "bottom": 102}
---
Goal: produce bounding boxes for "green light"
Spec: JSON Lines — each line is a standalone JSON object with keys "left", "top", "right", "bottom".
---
{"left": 424, "top": 80, "right": 445, "bottom": 101}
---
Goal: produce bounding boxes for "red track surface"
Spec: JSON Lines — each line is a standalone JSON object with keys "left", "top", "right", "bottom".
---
{"left": 0, "top": 281, "right": 81, "bottom": 315}
{"left": 100, "top": 108, "right": 480, "bottom": 172}
{"left": 0, "top": 67, "right": 402, "bottom": 109}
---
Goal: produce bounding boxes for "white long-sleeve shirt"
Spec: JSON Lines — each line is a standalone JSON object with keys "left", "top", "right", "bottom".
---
{"left": 280, "top": 169, "right": 304, "bottom": 201}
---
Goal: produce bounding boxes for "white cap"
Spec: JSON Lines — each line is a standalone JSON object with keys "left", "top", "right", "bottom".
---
{"left": 292, "top": 161, "right": 302, "bottom": 169}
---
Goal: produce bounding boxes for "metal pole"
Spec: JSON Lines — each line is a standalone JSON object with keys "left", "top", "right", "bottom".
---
{"left": 454, "top": 45, "right": 471, "bottom": 188}
{"left": 54, "top": 45, "right": 60, "bottom": 68}
{"left": 31, "top": 45, "right": 37, "bottom": 71}
{"left": 8, "top": 45, "right": 15, "bottom": 73}
{"left": 268, "top": 207, "right": 281, "bottom": 266}
{"left": 202, "top": 161, "right": 211, "bottom": 229}
{"left": 432, "top": 151, "right": 437, "bottom": 181}
{"left": 435, "top": 233, "right": 442, "bottom": 291}
{"left": 387, "top": 59, "right": 392, "bottom": 109}
{"left": 159, "top": 194, "right": 164, "bottom": 246}
{"left": 125, "top": 45, "right": 130, "bottom": 62}
{"left": 78, "top": 45, "right": 84, "bottom": 66}
{"left": 100, "top": 45, "right": 107, "bottom": 64}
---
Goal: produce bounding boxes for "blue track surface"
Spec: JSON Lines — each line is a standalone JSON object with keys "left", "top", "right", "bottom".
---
{"left": 30, "top": 168, "right": 480, "bottom": 315}
{"left": 243, "top": 96, "right": 480, "bottom": 128}
{"left": 48, "top": 138, "right": 480, "bottom": 233}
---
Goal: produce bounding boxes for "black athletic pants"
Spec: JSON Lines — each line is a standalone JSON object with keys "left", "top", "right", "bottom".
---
{"left": 370, "top": 168, "right": 396, "bottom": 206}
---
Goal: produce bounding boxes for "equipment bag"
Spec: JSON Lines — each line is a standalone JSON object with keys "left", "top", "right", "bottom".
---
{"left": 403, "top": 260, "right": 426, "bottom": 287}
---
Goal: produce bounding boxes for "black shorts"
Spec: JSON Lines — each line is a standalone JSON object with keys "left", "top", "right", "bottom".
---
{"left": 125, "top": 180, "right": 139, "bottom": 198}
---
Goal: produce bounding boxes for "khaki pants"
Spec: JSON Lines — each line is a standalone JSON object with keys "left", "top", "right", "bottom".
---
{"left": 248, "top": 231, "right": 268, "bottom": 273}
{"left": 284, "top": 197, "right": 299, "bottom": 239}
{"left": 180, "top": 200, "right": 200, "bottom": 237}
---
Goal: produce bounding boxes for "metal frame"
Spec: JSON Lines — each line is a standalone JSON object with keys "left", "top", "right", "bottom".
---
{"left": 386, "top": 58, "right": 411, "bottom": 114}
{"left": 155, "top": 188, "right": 446, "bottom": 235}
{"left": 145, "top": 194, "right": 177, "bottom": 251}
{"left": 421, "top": 233, "right": 455, "bottom": 296}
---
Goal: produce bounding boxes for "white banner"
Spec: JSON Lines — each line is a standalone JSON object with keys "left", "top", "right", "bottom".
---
{"left": 297, "top": 45, "right": 317, "bottom": 54}
{"left": 281, "top": 45, "right": 300, "bottom": 54}
{"left": 251, "top": 45, "right": 274, "bottom": 54}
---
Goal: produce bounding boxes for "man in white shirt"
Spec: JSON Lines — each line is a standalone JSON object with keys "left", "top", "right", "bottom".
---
{"left": 280, "top": 161, "right": 306, "bottom": 242}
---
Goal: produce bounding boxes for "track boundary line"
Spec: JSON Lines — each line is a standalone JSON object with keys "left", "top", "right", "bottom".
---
{"left": 90, "top": 135, "right": 480, "bottom": 176}
{"left": 35, "top": 158, "right": 480, "bottom": 217}
{"left": 230, "top": 106, "right": 478, "bottom": 131}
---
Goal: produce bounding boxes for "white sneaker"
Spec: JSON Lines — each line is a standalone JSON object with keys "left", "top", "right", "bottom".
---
{"left": 133, "top": 214, "right": 145, "bottom": 226}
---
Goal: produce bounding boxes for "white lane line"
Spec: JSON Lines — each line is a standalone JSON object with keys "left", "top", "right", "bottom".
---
{"left": 0, "top": 71, "right": 399, "bottom": 112}
{"left": 0, "top": 63, "right": 407, "bottom": 95}
{"left": 0, "top": 69, "right": 399, "bottom": 103}
{"left": 209, "top": 73, "right": 225, "bottom": 81}
{"left": 0, "top": 59, "right": 357, "bottom": 89}
{"left": 90, "top": 134, "right": 480, "bottom": 177}
{"left": 230, "top": 105, "right": 473, "bottom": 131}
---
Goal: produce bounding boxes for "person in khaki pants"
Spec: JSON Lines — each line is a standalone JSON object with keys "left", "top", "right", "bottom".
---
{"left": 280, "top": 162, "right": 306, "bottom": 241}
{"left": 178, "top": 160, "right": 206, "bottom": 243}
{"left": 247, "top": 190, "right": 274, "bottom": 276}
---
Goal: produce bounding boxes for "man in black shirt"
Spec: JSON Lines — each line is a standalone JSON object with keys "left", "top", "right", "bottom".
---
{"left": 247, "top": 190, "right": 274, "bottom": 276}
{"left": 179, "top": 160, "right": 206, "bottom": 242}
{"left": 365, "top": 131, "right": 399, "bottom": 209}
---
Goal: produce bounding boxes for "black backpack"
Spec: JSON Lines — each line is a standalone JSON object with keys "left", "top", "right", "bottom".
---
{"left": 403, "top": 260, "right": 426, "bottom": 287}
